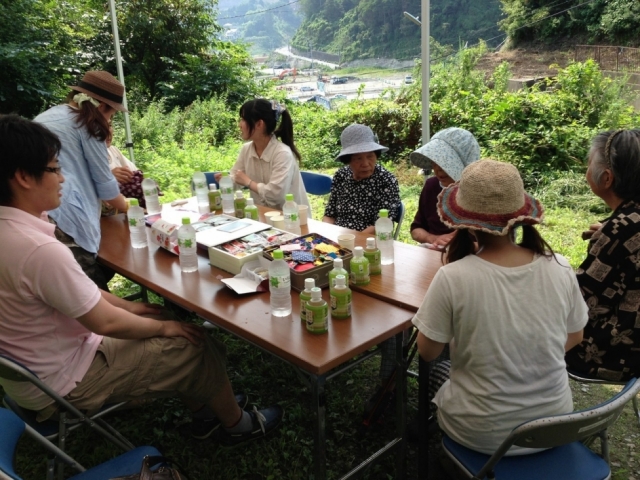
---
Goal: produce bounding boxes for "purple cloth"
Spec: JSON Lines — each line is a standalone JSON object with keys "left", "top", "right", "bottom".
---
{"left": 410, "top": 176, "right": 453, "bottom": 236}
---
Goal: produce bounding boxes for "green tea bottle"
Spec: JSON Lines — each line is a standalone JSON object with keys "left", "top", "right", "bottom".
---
{"left": 244, "top": 197, "right": 259, "bottom": 220}
{"left": 234, "top": 190, "right": 246, "bottom": 218}
{"left": 306, "top": 287, "right": 328, "bottom": 335}
{"left": 330, "top": 274, "right": 352, "bottom": 319}
{"left": 363, "top": 237, "right": 381, "bottom": 275}
{"left": 208, "top": 183, "right": 222, "bottom": 212}
{"left": 299, "top": 278, "right": 315, "bottom": 323}
{"left": 328, "top": 257, "right": 349, "bottom": 291}
{"left": 350, "top": 247, "right": 370, "bottom": 286}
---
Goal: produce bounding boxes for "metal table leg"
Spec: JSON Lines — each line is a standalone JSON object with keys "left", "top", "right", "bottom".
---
{"left": 418, "top": 356, "right": 430, "bottom": 479}
{"left": 311, "top": 373, "right": 327, "bottom": 480}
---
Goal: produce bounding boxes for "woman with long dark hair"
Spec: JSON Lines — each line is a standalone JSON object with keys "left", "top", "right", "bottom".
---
{"left": 35, "top": 71, "right": 128, "bottom": 290}
{"left": 413, "top": 159, "right": 587, "bottom": 455}
{"left": 217, "top": 98, "right": 310, "bottom": 211}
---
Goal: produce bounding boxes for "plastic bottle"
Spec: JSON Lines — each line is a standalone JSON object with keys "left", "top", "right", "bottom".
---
{"left": 219, "top": 172, "right": 235, "bottom": 216}
{"left": 305, "top": 287, "right": 328, "bottom": 335}
{"left": 282, "top": 193, "right": 301, "bottom": 235}
{"left": 375, "top": 209, "right": 395, "bottom": 265}
{"left": 364, "top": 237, "right": 381, "bottom": 275}
{"left": 177, "top": 217, "right": 198, "bottom": 273}
{"left": 330, "top": 274, "right": 352, "bottom": 319}
{"left": 244, "top": 197, "right": 259, "bottom": 220}
{"left": 234, "top": 190, "right": 247, "bottom": 218}
{"left": 299, "top": 278, "right": 315, "bottom": 323}
{"left": 328, "top": 258, "right": 349, "bottom": 291}
{"left": 269, "top": 249, "right": 292, "bottom": 317}
{"left": 127, "top": 198, "right": 148, "bottom": 248}
{"left": 193, "top": 172, "right": 209, "bottom": 213}
{"left": 208, "top": 184, "right": 221, "bottom": 212}
{"left": 350, "top": 246, "right": 370, "bottom": 285}
{"left": 141, "top": 178, "right": 162, "bottom": 214}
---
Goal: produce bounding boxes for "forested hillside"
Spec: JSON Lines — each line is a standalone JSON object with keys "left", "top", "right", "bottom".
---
{"left": 291, "top": 0, "right": 503, "bottom": 62}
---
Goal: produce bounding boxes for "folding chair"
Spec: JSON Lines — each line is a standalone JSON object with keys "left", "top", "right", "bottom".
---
{"left": 0, "top": 354, "right": 134, "bottom": 456}
{"left": 300, "top": 171, "right": 332, "bottom": 195}
{"left": 442, "top": 377, "right": 640, "bottom": 480}
{"left": 393, "top": 201, "right": 405, "bottom": 240}
{"left": 0, "top": 407, "right": 160, "bottom": 480}
{"left": 568, "top": 368, "right": 640, "bottom": 428}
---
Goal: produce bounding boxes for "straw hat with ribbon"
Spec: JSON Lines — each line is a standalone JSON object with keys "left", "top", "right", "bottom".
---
{"left": 437, "top": 159, "right": 544, "bottom": 236}
{"left": 68, "top": 71, "right": 127, "bottom": 112}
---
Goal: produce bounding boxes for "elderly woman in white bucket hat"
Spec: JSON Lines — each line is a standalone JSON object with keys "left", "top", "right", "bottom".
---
{"left": 412, "top": 159, "right": 587, "bottom": 455}
{"left": 409, "top": 127, "right": 480, "bottom": 249}
{"left": 323, "top": 124, "right": 401, "bottom": 233}
{"left": 35, "top": 70, "right": 130, "bottom": 291}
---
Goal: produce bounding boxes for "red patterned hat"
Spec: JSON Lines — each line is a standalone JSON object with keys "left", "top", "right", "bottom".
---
{"left": 437, "top": 159, "right": 544, "bottom": 236}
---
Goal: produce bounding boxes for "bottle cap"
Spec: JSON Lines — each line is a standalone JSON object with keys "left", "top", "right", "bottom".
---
{"left": 333, "top": 258, "right": 343, "bottom": 268}
{"left": 129, "top": 198, "right": 139, "bottom": 207}
{"left": 181, "top": 217, "right": 191, "bottom": 225}
{"left": 285, "top": 193, "right": 294, "bottom": 201}
{"left": 310, "top": 287, "right": 322, "bottom": 300}
{"left": 235, "top": 190, "right": 243, "bottom": 198}
{"left": 221, "top": 172, "right": 229, "bottom": 177}
{"left": 209, "top": 184, "right": 217, "bottom": 191}
{"left": 273, "top": 249, "right": 284, "bottom": 260}
{"left": 379, "top": 209, "right": 389, "bottom": 218}
{"left": 366, "top": 237, "right": 376, "bottom": 248}
{"left": 246, "top": 198, "right": 255, "bottom": 206}
{"left": 304, "top": 278, "right": 315, "bottom": 290}
{"left": 354, "top": 246, "right": 364, "bottom": 257}
{"left": 335, "top": 275, "right": 346, "bottom": 287}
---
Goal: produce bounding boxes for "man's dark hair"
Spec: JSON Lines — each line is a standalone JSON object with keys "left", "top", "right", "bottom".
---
{"left": 0, "top": 114, "right": 61, "bottom": 205}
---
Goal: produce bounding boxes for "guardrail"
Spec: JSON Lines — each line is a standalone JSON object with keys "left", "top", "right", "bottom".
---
{"left": 575, "top": 45, "right": 640, "bottom": 73}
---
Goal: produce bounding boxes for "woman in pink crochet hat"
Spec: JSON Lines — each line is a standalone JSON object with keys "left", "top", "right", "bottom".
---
{"left": 412, "top": 159, "right": 587, "bottom": 455}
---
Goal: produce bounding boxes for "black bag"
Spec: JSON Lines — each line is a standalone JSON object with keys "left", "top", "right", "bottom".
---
{"left": 110, "top": 455, "right": 186, "bottom": 480}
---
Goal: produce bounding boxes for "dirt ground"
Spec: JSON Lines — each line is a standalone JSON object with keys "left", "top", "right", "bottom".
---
{"left": 476, "top": 46, "right": 574, "bottom": 79}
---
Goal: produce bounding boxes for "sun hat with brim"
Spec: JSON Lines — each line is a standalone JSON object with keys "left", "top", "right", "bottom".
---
{"left": 437, "top": 159, "right": 543, "bottom": 236}
{"left": 336, "top": 124, "right": 388, "bottom": 162}
{"left": 410, "top": 127, "right": 480, "bottom": 181}
{"left": 68, "top": 71, "right": 128, "bottom": 113}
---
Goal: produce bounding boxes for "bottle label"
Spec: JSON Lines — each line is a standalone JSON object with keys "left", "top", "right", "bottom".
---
{"left": 300, "top": 297, "right": 308, "bottom": 321}
{"left": 330, "top": 291, "right": 352, "bottom": 318}
{"left": 364, "top": 251, "right": 381, "bottom": 275}
{"left": 269, "top": 275, "right": 290, "bottom": 289}
{"left": 350, "top": 262, "right": 370, "bottom": 285}
{"left": 128, "top": 216, "right": 144, "bottom": 228}
{"left": 306, "top": 305, "right": 328, "bottom": 333}
{"left": 377, "top": 232, "right": 391, "bottom": 241}
{"left": 284, "top": 212, "right": 298, "bottom": 222}
{"left": 143, "top": 188, "right": 156, "bottom": 196}
{"left": 245, "top": 209, "right": 258, "bottom": 220}
{"left": 222, "top": 187, "right": 233, "bottom": 195}
{"left": 194, "top": 181, "right": 205, "bottom": 189}
{"left": 178, "top": 237, "right": 194, "bottom": 248}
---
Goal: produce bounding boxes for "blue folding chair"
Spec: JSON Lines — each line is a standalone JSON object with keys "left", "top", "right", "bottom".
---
{"left": 300, "top": 171, "right": 332, "bottom": 195}
{"left": 442, "top": 377, "right": 640, "bottom": 480}
{"left": 0, "top": 408, "right": 161, "bottom": 480}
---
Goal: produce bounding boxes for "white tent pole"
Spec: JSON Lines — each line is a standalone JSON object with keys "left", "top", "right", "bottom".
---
{"left": 421, "top": 0, "right": 430, "bottom": 143}
{"left": 108, "top": 0, "right": 135, "bottom": 161}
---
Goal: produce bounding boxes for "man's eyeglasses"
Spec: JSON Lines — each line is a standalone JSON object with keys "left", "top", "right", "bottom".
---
{"left": 44, "top": 166, "right": 62, "bottom": 175}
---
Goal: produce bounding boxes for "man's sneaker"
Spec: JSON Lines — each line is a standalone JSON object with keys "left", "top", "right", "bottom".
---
{"left": 191, "top": 393, "right": 249, "bottom": 440}
{"left": 220, "top": 405, "right": 283, "bottom": 446}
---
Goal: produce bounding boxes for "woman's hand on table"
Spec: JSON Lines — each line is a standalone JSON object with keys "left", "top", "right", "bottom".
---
{"left": 581, "top": 223, "right": 602, "bottom": 241}
{"left": 112, "top": 166, "right": 133, "bottom": 184}
{"left": 233, "top": 170, "right": 250, "bottom": 188}
{"left": 432, "top": 232, "right": 455, "bottom": 247}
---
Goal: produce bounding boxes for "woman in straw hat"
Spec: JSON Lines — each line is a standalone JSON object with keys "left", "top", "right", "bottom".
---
{"left": 35, "top": 71, "right": 129, "bottom": 290}
{"left": 566, "top": 129, "right": 640, "bottom": 381}
{"left": 323, "top": 123, "right": 401, "bottom": 233}
{"left": 409, "top": 127, "right": 480, "bottom": 249}
{"left": 412, "top": 159, "right": 587, "bottom": 455}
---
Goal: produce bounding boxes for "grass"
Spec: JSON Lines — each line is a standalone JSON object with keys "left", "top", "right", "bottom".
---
{"left": 6, "top": 161, "right": 639, "bottom": 480}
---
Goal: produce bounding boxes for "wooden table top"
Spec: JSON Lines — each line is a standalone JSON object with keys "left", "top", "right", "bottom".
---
{"left": 99, "top": 214, "right": 415, "bottom": 376}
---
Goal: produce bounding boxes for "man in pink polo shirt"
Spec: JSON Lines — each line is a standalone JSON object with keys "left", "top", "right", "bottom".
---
{"left": 0, "top": 114, "right": 282, "bottom": 445}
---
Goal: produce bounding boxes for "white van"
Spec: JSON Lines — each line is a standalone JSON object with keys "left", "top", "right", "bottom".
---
{"left": 404, "top": 75, "right": 413, "bottom": 84}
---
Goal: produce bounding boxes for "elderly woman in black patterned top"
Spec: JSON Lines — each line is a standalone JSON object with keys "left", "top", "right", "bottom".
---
{"left": 565, "top": 129, "right": 640, "bottom": 381}
{"left": 323, "top": 124, "right": 401, "bottom": 234}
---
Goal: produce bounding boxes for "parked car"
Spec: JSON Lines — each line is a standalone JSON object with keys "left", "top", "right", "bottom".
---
{"left": 404, "top": 75, "right": 414, "bottom": 84}
{"left": 300, "top": 86, "right": 314, "bottom": 92}
{"left": 332, "top": 94, "right": 348, "bottom": 100}
{"left": 331, "top": 77, "right": 348, "bottom": 85}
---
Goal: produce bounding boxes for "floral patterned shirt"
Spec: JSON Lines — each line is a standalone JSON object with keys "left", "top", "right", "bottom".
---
{"left": 566, "top": 200, "right": 640, "bottom": 381}
{"left": 324, "top": 164, "right": 401, "bottom": 232}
